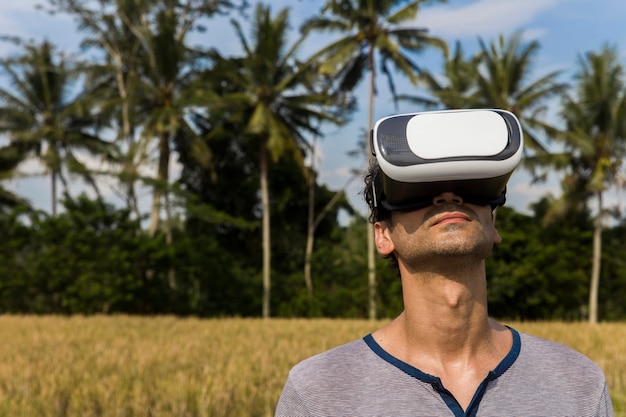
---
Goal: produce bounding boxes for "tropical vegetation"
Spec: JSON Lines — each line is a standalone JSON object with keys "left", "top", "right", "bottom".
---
{"left": 0, "top": 0, "right": 625, "bottom": 321}
{"left": 302, "top": 0, "right": 447, "bottom": 320}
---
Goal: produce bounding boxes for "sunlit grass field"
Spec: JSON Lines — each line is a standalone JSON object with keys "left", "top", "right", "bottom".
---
{"left": 0, "top": 316, "right": 623, "bottom": 417}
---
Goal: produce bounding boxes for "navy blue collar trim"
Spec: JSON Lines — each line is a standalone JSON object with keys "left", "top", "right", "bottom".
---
{"left": 363, "top": 327, "right": 521, "bottom": 417}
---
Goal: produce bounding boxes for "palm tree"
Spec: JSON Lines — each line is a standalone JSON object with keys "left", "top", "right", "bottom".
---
{"left": 400, "top": 40, "right": 482, "bottom": 109}
{"left": 222, "top": 4, "right": 345, "bottom": 317}
{"left": 49, "top": 0, "right": 241, "bottom": 232}
{"left": 0, "top": 40, "right": 110, "bottom": 215}
{"left": 301, "top": 0, "right": 447, "bottom": 319}
{"left": 120, "top": 0, "right": 228, "bottom": 291}
{"left": 130, "top": 2, "right": 210, "bottom": 241}
{"left": 558, "top": 45, "right": 626, "bottom": 324}
{"left": 473, "top": 32, "right": 567, "bottom": 155}
{"left": 405, "top": 33, "right": 567, "bottom": 181}
{"left": 50, "top": 0, "right": 148, "bottom": 221}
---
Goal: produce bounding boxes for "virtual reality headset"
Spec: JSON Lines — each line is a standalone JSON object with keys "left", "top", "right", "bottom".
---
{"left": 371, "top": 109, "right": 524, "bottom": 211}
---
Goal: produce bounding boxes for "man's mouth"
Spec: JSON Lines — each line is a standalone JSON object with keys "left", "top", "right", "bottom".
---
{"left": 432, "top": 212, "right": 472, "bottom": 226}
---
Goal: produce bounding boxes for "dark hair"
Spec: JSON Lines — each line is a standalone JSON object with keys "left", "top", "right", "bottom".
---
{"left": 362, "top": 159, "right": 399, "bottom": 276}
{"left": 362, "top": 159, "right": 392, "bottom": 224}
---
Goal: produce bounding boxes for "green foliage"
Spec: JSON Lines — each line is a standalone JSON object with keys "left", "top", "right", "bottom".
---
{"left": 0, "top": 183, "right": 625, "bottom": 320}
{"left": 602, "top": 219, "right": 626, "bottom": 320}
{"left": 0, "top": 0, "right": 625, "bottom": 321}
{"left": 273, "top": 214, "right": 402, "bottom": 319}
{"left": 302, "top": 0, "right": 447, "bottom": 99}
{"left": 408, "top": 31, "right": 566, "bottom": 157}
{"left": 0, "top": 39, "right": 112, "bottom": 214}
{"left": 0, "top": 195, "right": 168, "bottom": 314}
{"left": 487, "top": 205, "right": 593, "bottom": 320}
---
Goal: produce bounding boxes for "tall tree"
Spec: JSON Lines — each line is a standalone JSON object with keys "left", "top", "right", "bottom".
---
{"left": 222, "top": 4, "right": 345, "bottom": 317}
{"left": 301, "top": 0, "right": 447, "bottom": 319}
{"left": 401, "top": 40, "right": 482, "bottom": 110}
{"left": 472, "top": 32, "right": 566, "bottom": 155}
{"left": 558, "top": 45, "right": 626, "bottom": 324}
{"left": 49, "top": 0, "right": 148, "bottom": 220}
{"left": 0, "top": 39, "right": 109, "bottom": 215}
{"left": 49, "top": 0, "right": 243, "bottom": 232}
{"left": 405, "top": 33, "right": 567, "bottom": 181}
{"left": 129, "top": 0, "right": 210, "bottom": 241}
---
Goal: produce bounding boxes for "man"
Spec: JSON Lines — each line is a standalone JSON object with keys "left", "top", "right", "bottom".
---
{"left": 275, "top": 109, "right": 614, "bottom": 417}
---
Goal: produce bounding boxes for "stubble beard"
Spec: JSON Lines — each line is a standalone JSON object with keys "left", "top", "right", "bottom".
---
{"left": 399, "top": 223, "right": 495, "bottom": 273}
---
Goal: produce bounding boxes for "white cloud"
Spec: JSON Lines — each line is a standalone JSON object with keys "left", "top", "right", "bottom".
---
{"left": 418, "top": 0, "right": 561, "bottom": 40}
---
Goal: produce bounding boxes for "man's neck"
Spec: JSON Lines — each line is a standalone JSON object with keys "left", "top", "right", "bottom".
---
{"left": 372, "top": 261, "right": 512, "bottom": 410}
{"left": 400, "top": 262, "right": 494, "bottom": 361}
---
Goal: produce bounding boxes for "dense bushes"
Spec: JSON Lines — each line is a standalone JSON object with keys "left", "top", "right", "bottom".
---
{"left": 1, "top": 190, "right": 625, "bottom": 320}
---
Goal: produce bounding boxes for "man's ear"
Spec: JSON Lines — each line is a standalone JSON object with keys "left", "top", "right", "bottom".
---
{"left": 374, "top": 221, "right": 395, "bottom": 255}
{"left": 491, "top": 211, "right": 502, "bottom": 244}
{"left": 493, "top": 227, "right": 502, "bottom": 244}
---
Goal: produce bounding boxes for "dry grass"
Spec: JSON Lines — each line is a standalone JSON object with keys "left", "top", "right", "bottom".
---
{"left": 0, "top": 316, "right": 623, "bottom": 416}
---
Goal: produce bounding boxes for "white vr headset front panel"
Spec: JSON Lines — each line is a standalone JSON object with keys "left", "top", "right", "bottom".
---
{"left": 372, "top": 109, "right": 524, "bottom": 184}
{"left": 406, "top": 110, "right": 509, "bottom": 159}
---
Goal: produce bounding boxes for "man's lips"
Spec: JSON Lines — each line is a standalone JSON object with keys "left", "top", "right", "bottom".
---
{"left": 432, "top": 212, "right": 472, "bottom": 225}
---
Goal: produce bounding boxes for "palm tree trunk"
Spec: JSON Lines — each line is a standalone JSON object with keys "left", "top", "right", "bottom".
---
{"left": 51, "top": 170, "right": 57, "bottom": 216}
{"left": 121, "top": 97, "right": 141, "bottom": 222}
{"left": 164, "top": 187, "right": 176, "bottom": 290}
{"left": 148, "top": 188, "right": 161, "bottom": 236}
{"left": 149, "top": 132, "right": 170, "bottom": 238}
{"left": 113, "top": 46, "right": 141, "bottom": 223}
{"left": 366, "top": 44, "right": 377, "bottom": 321}
{"left": 589, "top": 191, "right": 603, "bottom": 324}
{"left": 160, "top": 132, "right": 176, "bottom": 290}
{"left": 304, "top": 166, "right": 315, "bottom": 298}
{"left": 127, "top": 182, "right": 141, "bottom": 224}
{"left": 260, "top": 145, "right": 271, "bottom": 318}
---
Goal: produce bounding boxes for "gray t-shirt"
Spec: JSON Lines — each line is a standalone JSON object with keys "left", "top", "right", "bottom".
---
{"left": 275, "top": 327, "right": 614, "bottom": 417}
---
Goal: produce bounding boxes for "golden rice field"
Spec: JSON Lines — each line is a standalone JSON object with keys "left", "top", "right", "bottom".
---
{"left": 0, "top": 315, "right": 623, "bottom": 417}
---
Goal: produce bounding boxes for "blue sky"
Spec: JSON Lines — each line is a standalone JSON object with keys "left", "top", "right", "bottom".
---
{"left": 1, "top": 0, "right": 626, "bottom": 218}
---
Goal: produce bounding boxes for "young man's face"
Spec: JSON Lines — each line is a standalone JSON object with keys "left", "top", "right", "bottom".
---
{"left": 374, "top": 192, "right": 502, "bottom": 273}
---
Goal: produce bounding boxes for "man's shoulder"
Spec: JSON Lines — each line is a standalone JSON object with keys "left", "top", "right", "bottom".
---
{"left": 288, "top": 337, "right": 370, "bottom": 380}
{"left": 480, "top": 331, "right": 613, "bottom": 416}
{"left": 517, "top": 331, "right": 605, "bottom": 378}
{"left": 284, "top": 335, "right": 408, "bottom": 395}
{"left": 277, "top": 336, "right": 452, "bottom": 416}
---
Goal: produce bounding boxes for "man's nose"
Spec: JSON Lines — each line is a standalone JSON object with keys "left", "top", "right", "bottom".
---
{"left": 433, "top": 192, "right": 464, "bottom": 206}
